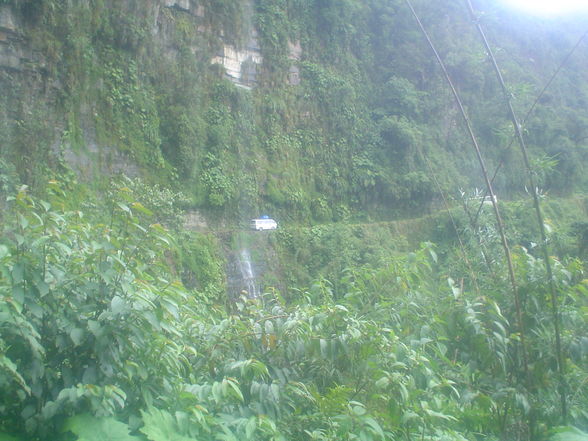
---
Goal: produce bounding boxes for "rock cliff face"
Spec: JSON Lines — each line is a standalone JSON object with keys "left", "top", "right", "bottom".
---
{"left": 0, "top": 0, "right": 271, "bottom": 83}
{"left": 211, "top": 37, "right": 263, "bottom": 90}
{"left": 0, "top": 0, "right": 275, "bottom": 179}
{"left": 0, "top": 5, "right": 48, "bottom": 84}
{"left": 0, "top": 5, "right": 39, "bottom": 73}
{"left": 1, "top": 0, "right": 587, "bottom": 220}
{"left": 0, "top": 6, "right": 22, "bottom": 70}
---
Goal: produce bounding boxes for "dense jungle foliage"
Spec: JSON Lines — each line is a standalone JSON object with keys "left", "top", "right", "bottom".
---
{"left": 0, "top": 180, "right": 587, "bottom": 441}
{"left": 1, "top": 0, "right": 588, "bottom": 440}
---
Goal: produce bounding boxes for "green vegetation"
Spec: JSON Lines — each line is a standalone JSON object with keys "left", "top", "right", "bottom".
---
{"left": 1, "top": 0, "right": 588, "bottom": 440}
{"left": 0, "top": 183, "right": 587, "bottom": 440}
{"left": 2, "top": 0, "right": 587, "bottom": 220}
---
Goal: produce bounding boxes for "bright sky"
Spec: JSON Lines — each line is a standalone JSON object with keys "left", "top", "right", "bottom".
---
{"left": 501, "top": 0, "right": 588, "bottom": 15}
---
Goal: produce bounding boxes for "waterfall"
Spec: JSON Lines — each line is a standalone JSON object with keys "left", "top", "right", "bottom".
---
{"left": 237, "top": 248, "right": 259, "bottom": 298}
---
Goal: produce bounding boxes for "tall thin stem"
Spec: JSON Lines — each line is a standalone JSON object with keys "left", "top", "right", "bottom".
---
{"left": 465, "top": 0, "right": 567, "bottom": 421}
{"left": 404, "top": 0, "right": 531, "bottom": 388}
{"left": 418, "top": 147, "right": 483, "bottom": 294}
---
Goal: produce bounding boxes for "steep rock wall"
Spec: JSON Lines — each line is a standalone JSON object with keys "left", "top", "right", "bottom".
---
{"left": 1, "top": 0, "right": 587, "bottom": 222}
{"left": 0, "top": 0, "right": 266, "bottom": 181}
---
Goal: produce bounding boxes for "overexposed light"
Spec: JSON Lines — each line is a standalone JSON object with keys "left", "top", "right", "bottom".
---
{"left": 501, "top": 0, "right": 588, "bottom": 15}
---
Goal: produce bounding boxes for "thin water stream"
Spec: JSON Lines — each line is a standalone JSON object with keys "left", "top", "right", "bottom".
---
{"left": 220, "top": 0, "right": 268, "bottom": 300}
{"left": 237, "top": 248, "right": 260, "bottom": 298}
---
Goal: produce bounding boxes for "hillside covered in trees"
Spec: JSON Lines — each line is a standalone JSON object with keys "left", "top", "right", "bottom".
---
{"left": 1, "top": 0, "right": 587, "bottom": 218}
{"left": 0, "top": 0, "right": 587, "bottom": 440}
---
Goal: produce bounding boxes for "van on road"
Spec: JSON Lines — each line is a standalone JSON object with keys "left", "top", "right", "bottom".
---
{"left": 250, "top": 218, "right": 278, "bottom": 231}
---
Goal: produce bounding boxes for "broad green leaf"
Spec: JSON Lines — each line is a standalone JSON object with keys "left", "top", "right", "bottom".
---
{"left": 14, "top": 234, "right": 24, "bottom": 246}
{"left": 375, "top": 377, "right": 389, "bottom": 389}
{"left": 70, "top": 328, "right": 85, "bottom": 346}
{"left": 216, "top": 426, "right": 238, "bottom": 441}
{"left": 245, "top": 417, "right": 257, "bottom": 440}
{"left": 424, "top": 408, "right": 457, "bottom": 421}
{"left": 0, "top": 354, "right": 30, "bottom": 394}
{"left": 270, "top": 382, "right": 280, "bottom": 402}
{"left": 352, "top": 405, "right": 366, "bottom": 416}
{"left": 0, "top": 245, "right": 9, "bottom": 259}
{"left": 34, "top": 278, "right": 50, "bottom": 297}
{"left": 320, "top": 339, "right": 327, "bottom": 357}
{"left": 55, "top": 242, "right": 72, "bottom": 256}
{"left": 161, "top": 298, "right": 179, "bottom": 319}
{"left": 17, "top": 213, "right": 29, "bottom": 229}
{"left": 515, "top": 392, "right": 531, "bottom": 415}
{"left": 140, "top": 408, "right": 195, "bottom": 441}
{"left": 131, "top": 202, "right": 153, "bottom": 217}
{"left": 131, "top": 222, "right": 148, "bottom": 233}
{"left": 39, "top": 199, "right": 51, "bottom": 212}
{"left": 28, "top": 302, "right": 43, "bottom": 319}
{"left": 11, "top": 263, "right": 24, "bottom": 284}
{"left": 12, "top": 286, "right": 24, "bottom": 307}
{"left": 212, "top": 381, "right": 222, "bottom": 403}
{"left": 401, "top": 411, "right": 420, "bottom": 424}
{"left": 56, "top": 386, "right": 84, "bottom": 403}
{"left": 63, "top": 414, "right": 141, "bottom": 441}
{"left": 225, "top": 378, "right": 244, "bottom": 402}
{"left": 363, "top": 417, "right": 385, "bottom": 440}
{"left": 111, "top": 296, "right": 127, "bottom": 314}
{"left": 116, "top": 202, "right": 131, "bottom": 213}
{"left": 150, "top": 224, "right": 166, "bottom": 234}
{"left": 550, "top": 427, "right": 588, "bottom": 441}
{"left": 88, "top": 320, "right": 101, "bottom": 336}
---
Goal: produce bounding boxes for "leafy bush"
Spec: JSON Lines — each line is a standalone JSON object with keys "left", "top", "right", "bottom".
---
{"left": 0, "top": 183, "right": 202, "bottom": 436}
{"left": 1, "top": 183, "right": 587, "bottom": 440}
{"left": 111, "top": 176, "right": 190, "bottom": 229}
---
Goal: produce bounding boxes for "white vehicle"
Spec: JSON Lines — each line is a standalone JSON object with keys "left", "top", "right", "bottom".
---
{"left": 250, "top": 218, "right": 277, "bottom": 231}
{"left": 482, "top": 194, "right": 498, "bottom": 205}
{"left": 463, "top": 188, "right": 497, "bottom": 205}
